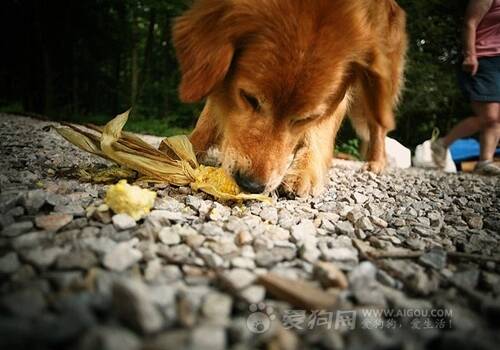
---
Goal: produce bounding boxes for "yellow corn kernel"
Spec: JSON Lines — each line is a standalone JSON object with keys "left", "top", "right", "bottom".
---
{"left": 105, "top": 180, "right": 157, "bottom": 220}
{"left": 193, "top": 165, "right": 241, "bottom": 195}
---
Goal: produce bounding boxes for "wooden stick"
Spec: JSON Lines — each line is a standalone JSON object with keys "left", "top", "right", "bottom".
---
{"left": 369, "top": 250, "right": 500, "bottom": 264}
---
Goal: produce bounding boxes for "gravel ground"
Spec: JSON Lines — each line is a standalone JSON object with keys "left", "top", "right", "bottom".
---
{"left": 0, "top": 113, "right": 499, "bottom": 350}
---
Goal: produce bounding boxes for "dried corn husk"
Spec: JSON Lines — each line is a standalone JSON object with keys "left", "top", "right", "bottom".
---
{"left": 55, "top": 111, "right": 269, "bottom": 202}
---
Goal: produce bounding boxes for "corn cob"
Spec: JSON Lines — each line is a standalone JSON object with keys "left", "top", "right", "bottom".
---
{"left": 54, "top": 111, "right": 269, "bottom": 203}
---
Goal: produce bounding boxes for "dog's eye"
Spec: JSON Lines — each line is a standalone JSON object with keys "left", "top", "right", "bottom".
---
{"left": 291, "top": 114, "right": 319, "bottom": 128}
{"left": 240, "top": 90, "right": 260, "bottom": 112}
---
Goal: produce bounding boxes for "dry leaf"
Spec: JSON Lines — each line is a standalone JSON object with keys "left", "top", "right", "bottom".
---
{"left": 258, "top": 273, "right": 337, "bottom": 310}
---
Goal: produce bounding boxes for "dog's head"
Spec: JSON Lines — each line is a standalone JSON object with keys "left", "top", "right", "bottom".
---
{"left": 173, "top": 0, "right": 367, "bottom": 193}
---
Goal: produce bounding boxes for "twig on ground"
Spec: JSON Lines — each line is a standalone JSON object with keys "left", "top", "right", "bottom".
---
{"left": 368, "top": 250, "right": 500, "bottom": 264}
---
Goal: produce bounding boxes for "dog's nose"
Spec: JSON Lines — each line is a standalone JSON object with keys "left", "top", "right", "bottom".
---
{"left": 234, "top": 172, "right": 266, "bottom": 194}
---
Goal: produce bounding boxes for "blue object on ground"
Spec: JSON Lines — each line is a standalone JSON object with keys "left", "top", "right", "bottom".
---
{"left": 449, "top": 138, "right": 500, "bottom": 163}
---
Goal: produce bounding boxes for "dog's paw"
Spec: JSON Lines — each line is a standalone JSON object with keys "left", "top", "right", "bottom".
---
{"left": 280, "top": 168, "right": 326, "bottom": 198}
{"left": 362, "top": 160, "right": 386, "bottom": 174}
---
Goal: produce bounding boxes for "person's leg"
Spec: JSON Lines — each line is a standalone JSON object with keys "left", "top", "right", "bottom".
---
{"left": 432, "top": 116, "right": 482, "bottom": 168}
{"left": 471, "top": 101, "right": 500, "bottom": 161}
{"left": 441, "top": 116, "right": 482, "bottom": 147}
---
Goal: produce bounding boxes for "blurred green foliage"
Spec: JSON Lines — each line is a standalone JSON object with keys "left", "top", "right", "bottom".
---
{"left": 0, "top": 0, "right": 472, "bottom": 149}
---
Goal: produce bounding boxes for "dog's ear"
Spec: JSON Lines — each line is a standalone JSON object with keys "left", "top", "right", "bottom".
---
{"left": 173, "top": 0, "right": 234, "bottom": 102}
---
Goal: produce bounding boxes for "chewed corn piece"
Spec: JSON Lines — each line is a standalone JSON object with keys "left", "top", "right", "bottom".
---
{"left": 193, "top": 166, "right": 241, "bottom": 195}
{"left": 192, "top": 165, "right": 270, "bottom": 203}
{"left": 105, "top": 180, "right": 157, "bottom": 220}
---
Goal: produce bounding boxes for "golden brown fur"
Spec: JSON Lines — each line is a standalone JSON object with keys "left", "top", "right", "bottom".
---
{"left": 173, "top": 0, "right": 407, "bottom": 196}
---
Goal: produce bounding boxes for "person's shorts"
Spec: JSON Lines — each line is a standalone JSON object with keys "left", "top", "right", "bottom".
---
{"left": 458, "top": 55, "right": 500, "bottom": 102}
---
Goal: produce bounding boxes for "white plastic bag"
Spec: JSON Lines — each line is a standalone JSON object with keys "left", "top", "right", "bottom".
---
{"left": 385, "top": 137, "right": 411, "bottom": 169}
{"left": 413, "top": 139, "right": 457, "bottom": 173}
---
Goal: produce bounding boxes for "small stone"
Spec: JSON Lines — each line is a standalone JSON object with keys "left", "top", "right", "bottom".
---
{"left": 112, "top": 214, "right": 137, "bottom": 230}
{"left": 452, "top": 269, "right": 480, "bottom": 290}
{"left": 481, "top": 272, "right": 500, "bottom": 294}
{"left": 78, "top": 326, "right": 141, "bottom": 350}
{"left": 335, "top": 221, "right": 354, "bottom": 235}
{"left": 158, "top": 244, "right": 191, "bottom": 264}
{"left": 11, "top": 231, "right": 46, "bottom": 250}
{"left": 347, "top": 209, "right": 364, "bottom": 224}
{"left": 466, "top": 215, "right": 483, "bottom": 230}
{"left": 419, "top": 247, "right": 447, "bottom": 270}
{"left": 158, "top": 227, "right": 181, "bottom": 245}
{"left": 202, "top": 292, "right": 233, "bottom": 323}
{"left": 255, "top": 245, "right": 296, "bottom": 267}
{"left": 209, "top": 203, "right": 231, "bottom": 221}
{"left": 413, "top": 225, "right": 433, "bottom": 237}
{"left": 235, "top": 231, "right": 253, "bottom": 246}
{"left": 191, "top": 325, "right": 226, "bottom": 350}
{"left": 278, "top": 209, "right": 300, "bottom": 229}
{"left": 314, "top": 261, "right": 349, "bottom": 289}
{"left": 112, "top": 279, "right": 164, "bottom": 334}
{"left": 393, "top": 218, "right": 406, "bottom": 227}
{"left": 103, "top": 240, "right": 142, "bottom": 271}
{"left": 185, "top": 195, "right": 205, "bottom": 211}
{"left": 21, "top": 190, "right": 46, "bottom": 215}
{"left": 2, "top": 221, "right": 34, "bottom": 237}
{"left": 197, "top": 248, "right": 224, "bottom": 268}
{"left": 406, "top": 238, "right": 426, "bottom": 250}
{"left": 148, "top": 210, "right": 185, "bottom": 224}
{"left": 207, "top": 240, "right": 238, "bottom": 256}
{"left": 200, "top": 222, "right": 224, "bottom": 236}
{"left": 371, "top": 216, "right": 388, "bottom": 228}
{"left": 264, "top": 226, "right": 290, "bottom": 241}
{"left": 260, "top": 207, "right": 278, "bottom": 224}
{"left": 239, "top": 285, "right": 266, "bottom": 304}
{"left": 319, "top": 237, "right": 358, "bottom": 267}
{"left": 353, "top": 192, "right": 368, "bottom": 204}
{"left": 56, "top": 250, "right": 98, "bottom": 270}
{"left": 221, "top": 269, "right": 256, "bottom": 290}
{"left": 355, "top": 217, "right": 374, "bottom": 231}
{"left": 417, "top": 216, "right": 431, "bottom": 227}
{"left": 55, "top": 203, "right": 86, "bottom": 217}
{"left": 0, "top": 214, "right": 14, "bottom": 230}
{"left": 0, "top": 289, "right": 47, "bottom": 318}
{"left": 231, "top": 257, "right": 256, "bottom": 270}
{"left": 149, "top": 284, "right": 177, "bottom": 307}
{"left": 184, "top": 234, "right": 205, "bottom": 248}
{"left": 427, "top": 211, "right": 442, "bottom": 227}
{"left": 79, "top": 226, "right": 98, "bottom": 237}
{"left": 81, "top": 237, "right": 117, "bottom": 255}
{"left": 349, "top": 262, "right": 386, "bottom": 306}
{"left": 300, "top": 243, "right": 321, "bottom": 263}
{"left": 0, "top": 252, "right": 20, "bottom": 274}
{"left": 35, "top": 213, "right": 73, "bottom": 231}
{"left": 290, "top": 220, "right": 316, "bottom": 242}
{"left": 92, "top": 210, "right": 112, "bottom": 224}
{"left": 21, "top": 246, "right": 70, "bottom": 268}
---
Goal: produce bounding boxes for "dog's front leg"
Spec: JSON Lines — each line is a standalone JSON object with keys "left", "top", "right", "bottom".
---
{"left": 363, "top": 121, "right": 388, "bottom": 174}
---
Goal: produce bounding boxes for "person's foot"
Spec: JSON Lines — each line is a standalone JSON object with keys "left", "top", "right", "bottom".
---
{"left": 431, "top": 138, "right": 447, "bottom": 169}
{"left": 474, "top": 160, "right": 500, "bottom": 175}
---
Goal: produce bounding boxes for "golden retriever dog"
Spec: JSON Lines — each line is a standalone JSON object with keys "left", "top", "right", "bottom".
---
{"left": 173, "top": 0, "right": 407, "bottom": 197}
